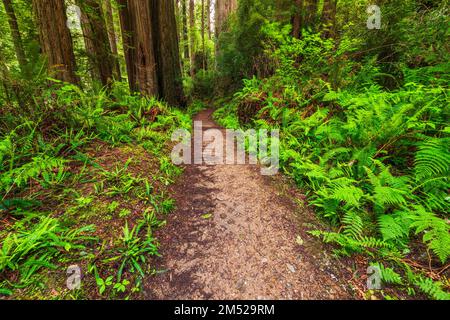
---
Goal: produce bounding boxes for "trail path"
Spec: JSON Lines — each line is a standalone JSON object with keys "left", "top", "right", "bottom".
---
{"left": 144, "top": 109, "right": 353, "bottom": 300}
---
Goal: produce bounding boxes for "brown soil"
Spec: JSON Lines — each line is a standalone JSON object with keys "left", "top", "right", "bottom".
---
{"left": 143, "top": 109, "right": 355, "bottom": 300}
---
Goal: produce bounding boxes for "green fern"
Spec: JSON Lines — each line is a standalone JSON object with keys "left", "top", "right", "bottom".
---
{"left": 331, "top": 185, "right": 364, "bottom": 207}
{"left": 1, "top": 156, "right": 67, "bottom": 192}
{"left": 364, "top": 162, "right": 410, "bottom": 209}
{"left": 378, "top": 212, "right": 412, "bottom": 243}
{"left": 411, "top": 275, "right": 450, "bottom": 301}
{"left": 342, "top": 211, "right": 364, "bottom": 239}
{"left": 415, "top": 137, "right": 449, "bottom": 181}
{"left": 370, "top": 262, "right": 403, "bottom": 285}
{"left": 409, "top": 206, "right": 450, "bottom": 264}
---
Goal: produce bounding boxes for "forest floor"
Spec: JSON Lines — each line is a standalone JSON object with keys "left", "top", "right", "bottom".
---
{"left": 143, "top": 109, "right": 356, "bottom": 300}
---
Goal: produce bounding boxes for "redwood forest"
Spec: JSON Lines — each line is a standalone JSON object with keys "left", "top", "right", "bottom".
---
{"left": 0, "top": 0, "right": 448, "bottom": 303}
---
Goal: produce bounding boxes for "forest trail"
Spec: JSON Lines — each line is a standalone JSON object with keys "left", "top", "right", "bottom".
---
{"left": 143, "top": 109, "right": 354, "bottom": 300}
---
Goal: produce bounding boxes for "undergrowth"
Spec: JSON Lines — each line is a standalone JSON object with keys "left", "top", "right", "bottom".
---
{"left": 213, "top": 18, "right": 449, "bottom": 300}
{"left": 0, "top": 81, "right": 204, "bottom": 299}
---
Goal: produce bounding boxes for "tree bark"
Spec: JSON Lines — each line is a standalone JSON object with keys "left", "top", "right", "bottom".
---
{"left": 117, "top": 0, "right": 160, "bottom": 97}
{"left": 215, "top": 0, "right": 237, "bottom": 36}
{"left": 206, "top": 0, "right": 211, "bottom": 40}
{"left": 304, "top": 0, "right": 318, "bottom": 28}
{"left": 2, "top": 0, "right": 27, "bottom": 70}
{"left": 321, "top": 0, "right": 337, "bottom": 38}
{"left": 201, "top": 0, "right": 206, "bottom": 70}
{"left": 103, "top": 0, "right": 121, "bottom": 80}
{"left": 152, "top": 0, "right": 185, "bottom": 106}
{"left": 214, "top": 0, "right": 237, "bottom": 55}
{"left": 181, "top": 0, "right": 189, "bottom": 60}
{"left": 117, "top": 0, "right": 136, "bottom": 91}
{"left": 32, "top": 0, "right": 79, "bottom": 84}
{"left": 128, "top": 0, "right": 159, "bottom": 96}
{"left": 292, "top": 0, "right": 303, "bottom": 39}
{"left": 189, "top": 0, "right": 195, "bottom": 77}
{"left": 78, "top": 0, "right": 114, "bottom": 86}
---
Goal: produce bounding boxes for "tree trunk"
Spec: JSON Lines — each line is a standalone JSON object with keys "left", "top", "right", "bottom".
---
{"left": 128, "top": 0, "right": 159, "bottom": 96}
{"left": 152, "top": 0, "right": 185, "bottom": 106}
{"left": 206, "top": 0, "right": 211, "bottom": 40}
{"left": 189, "top": 0, "right": 195, "bottom": 77}
{"left": 292, "top": 0, "right": 303, "bottom": 39}
{"left": 2, "top": 0, "right": 27, "bottom": 70}
{"left": 117, "top": 0, "right": 136, "bottom": 91}
{"left": 118, "top": 0, "right": 158, "bottom": 96}
{"left": 78, "top": 0, "right": 114, "bottom": 86}
{"left": 181, "top": 0, "right": 189, "bottom": 60}
{"left": 214, "top": 0, "right": 237, "bottom": 55}
{"left": 104, "top": 0, "right": 121, "bottom": 80}
{"left": 201, "top": 0, "right": 206, "bottom": 70}
{"left": 321, "top": 0, "right": 337, "bottom": 38}
{"left": 215, "top": 0, "right": 237, "bottom": 36}
{"left": 304, "top": 0, "right": 318, "bottom": 28}
{"left": 32, "top": 0, "right": 79, "bottom": 84}
{"left": 0, "top": 51, "right": 12, "bottom": 104}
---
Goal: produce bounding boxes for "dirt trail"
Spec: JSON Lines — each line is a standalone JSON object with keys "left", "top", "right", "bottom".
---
{"left": 143, "top": 109, "right": 353, "bottom": 300}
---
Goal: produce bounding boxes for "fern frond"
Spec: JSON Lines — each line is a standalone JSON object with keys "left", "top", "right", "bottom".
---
{"left": 412, "top": 275, "right": 450, "bottom": 301}
{"left": 370, "top": 262, "right": 403, "bottom": 285}
{"left": 410, "top": 206, "right": 450, "bottom": 264}
{"left": 342, "top": 211, "right": 364, "bottom": 239}
{"left": 415, "top": 138, "right": 449, "bottom": 181}
{"left": 378, "top": 213, "right": 412, "bottom": 242}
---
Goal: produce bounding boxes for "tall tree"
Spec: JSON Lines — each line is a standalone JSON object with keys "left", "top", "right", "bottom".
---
{"left": 152, "top": 0, "right": 185, "bottom": 106}
{"left": 78, "top": 0, "right": 115, "bottom": 86}
{"left": 117, "top": 0, "right": 184, "bottom": 104}
{"left": 292, "top": 0, "right": 303, "bottom": 39}
{"left": 206, "top": 0, "right": 211, "bottom": 40}
{"left": 321, "top": 0, "right": 337, "bottom": 38}
{"left": 117, "top": 0, "right": 158, "bottom": 96}
{"left": 117, "top": 0, "right": 136, "bottom": 91}
{"left": 127, "top": 0, "right": 159, "bottom": 96}
{"left": 201, "top": 0, "right": 206, "bottom": 70}
{"left": 103, "top": 0, "right": 121, "bottom": 80}
{"left": 304, "top": 0, "right": 318, "bottom": 28}
{"left": 2, "top": 0, "right": 27, "bottom": 70}
{"left": 189, "top": 0, "right": 195, "bottom": 77}
{"left": 214, "top": 0, "right": 237, "bottom": 55}
{"left": 32, "top": 0, "right": 79, "bottom": 84}
{"left": 181, "top": 0, "right": 189, "bottom": 61}
{"left": 214, "top": 0, "right": 237, "bottom": 36}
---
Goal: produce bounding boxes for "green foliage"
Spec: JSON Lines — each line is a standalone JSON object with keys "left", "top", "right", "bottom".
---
{"left": 0, "top": 79, "right": 194, "bottom": 298}
{"left": 0, "top": 216, "right": 95, "bottom": 287}
{"left": 409, "top": 206, "right": 450, "bottom": 264}
{"left": 214, "top": 8, "right": 449, "bottom": 299}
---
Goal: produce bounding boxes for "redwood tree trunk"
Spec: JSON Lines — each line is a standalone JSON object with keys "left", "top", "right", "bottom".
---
{"left": 304, "top": 0, "right": 318, "bottom": 28}
{"left": 215, "top": 0, "right": 237, "bottom": 36}
{"left": 152, "top": 0, "right": 185, "bottom": 107}
{"left": 206, "top": 0, "right": 211, "bottom": 40}
{"left": 104, "top": 0, "right": 122, "bottom": 80}
{"left": 181, "top": 0, "right": 189, "bottom": 60}
{"left": 2, "top": 0, "right": 27, "bottom": 70}
{"left": 128, "top": 0, "right": 159, "bottom": 96}
{"left": 201, "top": 0, "right": 206, "bottom": 70}
{"left": 214, "top": 0, "right": 237, "bottom": 55}
{"left": 292, "top": 0, "right": 303, "bottom": 39}
{"left": 321, "top": 0, "right": 337, "bottom": 38}
{"left": 117, "top": 0, "right": 136, "bottom": 91}
{"left": 189, "top": 0, "right": 195, "bottom": 77}
{"left": 32, "top": 0, "right": 79, "bottom": 84}
{"left": 79, "top": 0, "right": 114, "bottom": 86}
